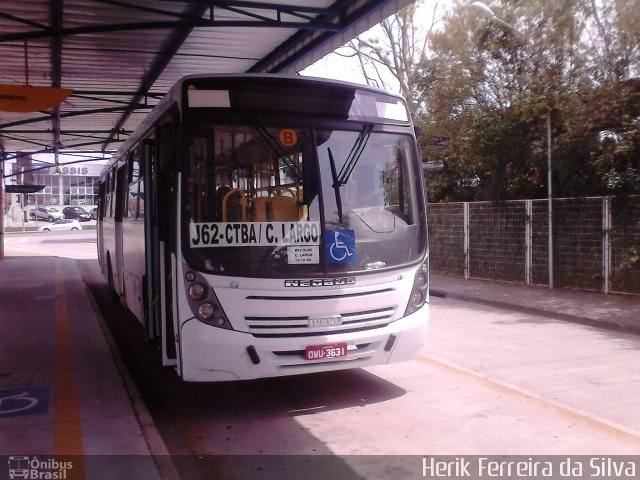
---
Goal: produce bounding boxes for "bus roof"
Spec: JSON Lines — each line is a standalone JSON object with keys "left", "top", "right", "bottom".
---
{"left": 102, "top": 74, "right": 411, "bottom": 178}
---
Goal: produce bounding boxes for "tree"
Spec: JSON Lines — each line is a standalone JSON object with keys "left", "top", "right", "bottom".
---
{"left": 414, "top": 0, "right": 640, "bottom": 202}
{"left": 335, "top": 1, "right": 444, "bottom": 114}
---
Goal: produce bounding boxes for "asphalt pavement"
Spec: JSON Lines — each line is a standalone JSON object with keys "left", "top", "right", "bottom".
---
{"left": 1, "top": 247, "right": 638, "bottom": 479}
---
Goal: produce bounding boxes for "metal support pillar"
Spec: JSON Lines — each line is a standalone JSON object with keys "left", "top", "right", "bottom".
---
{"left": 463, "top": 202, "right": 470, "bottom": 279}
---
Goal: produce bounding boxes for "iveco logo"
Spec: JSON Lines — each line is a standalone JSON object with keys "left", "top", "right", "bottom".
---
{"left": 284, "top": 277, "right": 356, "bottom": 288}
{"left": 309, "top": 316, "right": 343, "bottom": 327}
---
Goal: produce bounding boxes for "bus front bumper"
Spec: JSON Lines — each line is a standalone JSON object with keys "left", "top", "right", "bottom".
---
{"left": 178, "top": 305, "right": 429, "bottom": 382}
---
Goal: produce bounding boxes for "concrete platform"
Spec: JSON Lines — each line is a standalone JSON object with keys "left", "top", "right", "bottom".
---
{"left": 430, "top": 274, "right": 640, "bottom": 336}
{"left": 0, "top": 255, "right": 176, "bottom": 479}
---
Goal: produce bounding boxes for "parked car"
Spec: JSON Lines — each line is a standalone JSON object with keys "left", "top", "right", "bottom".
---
{"left": 38, "top": 219, "right": 82, "bottom": 232}
{"left": 90, "top": 207, "right": 98, "bottom": 219}
{"left": 30, "top": 206, "right": 64, "bottom": 222}
{"left": 62, "top": 206, "right": 92, "bottom": 222}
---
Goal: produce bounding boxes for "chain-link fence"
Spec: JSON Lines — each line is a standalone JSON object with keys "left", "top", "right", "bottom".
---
{"left": 426, "top": 203, "right": 465, "bottom": 277}
{"left": 469, "top": 202, "right": 527, "bottom": 283}
{"left": 427, "top": 196, "right": 640, "bottom": 295}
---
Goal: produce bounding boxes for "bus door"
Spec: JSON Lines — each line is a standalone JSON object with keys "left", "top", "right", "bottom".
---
{"left": 113, "top": 165, "right": 127, "bottom": 299}
{"left": 97, "top": 182, "right": 106, "bottom": 270}
{"left": 141, "top": 139, "right": 159, "bottom": 344}
{"left": 153, "top": 124, "right": 178, "bottom": 367}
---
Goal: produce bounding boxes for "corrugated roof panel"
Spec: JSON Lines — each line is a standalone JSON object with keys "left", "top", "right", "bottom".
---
{"left": 0, "top": 0, "right": 413, "bottom": 159}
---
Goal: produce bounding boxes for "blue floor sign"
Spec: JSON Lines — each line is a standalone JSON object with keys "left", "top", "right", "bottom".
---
{"left": 0, "top": 386, "right": 49, "bottom": 418}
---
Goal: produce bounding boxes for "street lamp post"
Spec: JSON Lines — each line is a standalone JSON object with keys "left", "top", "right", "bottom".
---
{"left": 546, "top": 114, "right": 553, "bottom": 288}
{"left": 0, "top": 155, "right": 4, "bottom": 261}
{"left": 471, "top": 2, "right": 520, "bottom": 34}
{"left": 470, "top": 1, "right": 554, "bottom": 289}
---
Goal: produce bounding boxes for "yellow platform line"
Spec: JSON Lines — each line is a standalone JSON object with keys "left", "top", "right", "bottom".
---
{"left": 53, "top": 259, "right": 85, "bottom": 476}
{"left": 419, "top": 355, "right": 640, "bottom": 448}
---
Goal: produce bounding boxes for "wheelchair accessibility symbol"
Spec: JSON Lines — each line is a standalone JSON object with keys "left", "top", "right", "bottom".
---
{"left": 326, "top": 229, "right": 356, "bottom": 264}
{"left": 0, "top": 386, "right": 49, "bottom": 418}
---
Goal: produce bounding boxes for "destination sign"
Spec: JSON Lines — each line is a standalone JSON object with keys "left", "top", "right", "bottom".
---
{"left": 189, "top": 221, "right": 320, "bottom": 248}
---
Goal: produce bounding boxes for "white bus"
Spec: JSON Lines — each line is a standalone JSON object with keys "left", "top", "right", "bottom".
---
{"left": 97, "top": 74, "right": 429, "bottom": 382}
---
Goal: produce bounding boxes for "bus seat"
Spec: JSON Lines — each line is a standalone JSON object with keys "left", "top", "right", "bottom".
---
{"left": 222, "top": 188, "right": 247, "bottom": 221}
{"left": 216, "top": 186, "right": 232, "bottom": 220}
{"left": 252, "top": 196, "right": 269, "bottom": 221}
{"left": 268, "top": 196, "right": 300, "bottom": 221}
{"left": 273, "top": 187, "right": 295, "bottom": 198}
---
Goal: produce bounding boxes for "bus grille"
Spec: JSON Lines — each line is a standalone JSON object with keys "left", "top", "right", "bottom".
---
{"left": 245, "top": 306, "right": 396, "bottom": 338}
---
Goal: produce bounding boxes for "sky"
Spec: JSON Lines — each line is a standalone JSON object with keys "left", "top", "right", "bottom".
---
{"left": 300, "top": 42, "right": 381, "bottom": 86}
{"left": 300, "top": 0, "right": 456, "bottom": 92}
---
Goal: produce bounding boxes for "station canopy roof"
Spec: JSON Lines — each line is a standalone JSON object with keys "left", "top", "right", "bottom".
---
{"left": 0, "top": 0, "right": 412, "bottom": 165}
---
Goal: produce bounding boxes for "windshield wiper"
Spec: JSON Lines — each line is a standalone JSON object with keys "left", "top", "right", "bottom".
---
{"left": 335, "top": 124, "right": 373, "bottom": 187}
{"left": 327, "top": 124, "right": 373, "bottom": 223}
{"left": 327, "top": 147, "right": 343, "bottom": 223}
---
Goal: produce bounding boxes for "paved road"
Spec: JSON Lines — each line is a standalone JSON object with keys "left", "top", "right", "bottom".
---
{"left": 80, "top": 262, "right": 640, "bottom": 479}
{"left": 5, "top": 232, "right": 639, "bottom": 480}
{"left": 427, "top": 297, "right": 640, "bottom": 437}
{"left": 4, "top": 230, "right": 97, "bottom": 259}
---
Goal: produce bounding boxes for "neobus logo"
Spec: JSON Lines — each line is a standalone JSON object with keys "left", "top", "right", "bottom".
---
{"left": 284, "top": 277, "right": 356, "bottom": 288}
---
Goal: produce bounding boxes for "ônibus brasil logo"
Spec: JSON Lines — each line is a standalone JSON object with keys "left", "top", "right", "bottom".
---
{"left": 8, "top": 456, "right": 73, "bottom": 480}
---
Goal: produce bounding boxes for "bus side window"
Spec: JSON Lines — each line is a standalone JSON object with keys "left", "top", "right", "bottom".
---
{"left": 98, "top": 182, "right": 106, "bottom": 220}
{"left": 114, "top": 165, "right": 127, "bottom": 222}
{"left": 137, "top": 178, "right": 144, "bottom": 220}
{"left": 127, "top": 182, "right": 138, "bottom": 219}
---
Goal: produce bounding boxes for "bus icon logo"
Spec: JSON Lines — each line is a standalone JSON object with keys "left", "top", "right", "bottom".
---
{"left": 7, "top": 456, "right": 73, "bottom": 479}
{"left": 8, "top": 456, "right": 30, "bottom": 479}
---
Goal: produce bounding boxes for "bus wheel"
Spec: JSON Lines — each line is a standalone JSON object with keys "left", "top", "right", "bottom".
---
{"left": 106, "top": 255, "right": 119, "bottom": 303}
{"left": 142, "top": 275, "right": 158, "bottom": 346}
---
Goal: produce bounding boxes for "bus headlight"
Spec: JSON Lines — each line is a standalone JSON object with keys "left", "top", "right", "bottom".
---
{"left": 198, "top": 302, "right": 215, "bottom": 319}
{"left": 184, "top": 268, "right": 233, "bottom": 330}
{"left": 404, "top": 255, "right": 429, "bottom": 316}
{"left": 188, "top": 282, "right": 207, "bottom": 300}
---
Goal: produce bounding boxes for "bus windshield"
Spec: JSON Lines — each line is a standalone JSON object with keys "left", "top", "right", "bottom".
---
{"left": 183, "top": 122, "right": 427, "bottom": 277}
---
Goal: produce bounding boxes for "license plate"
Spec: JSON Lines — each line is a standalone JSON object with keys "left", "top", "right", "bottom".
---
{"left": 305, "top": 343, "right": 347, "bottom": 361}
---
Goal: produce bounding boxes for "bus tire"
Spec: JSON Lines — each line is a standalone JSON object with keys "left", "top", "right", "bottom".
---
{"left": 106, "top": 254, "right": 119, "bottom": 303}
{"left": 142, "top": 275, "right": 158, "bottom": 346}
